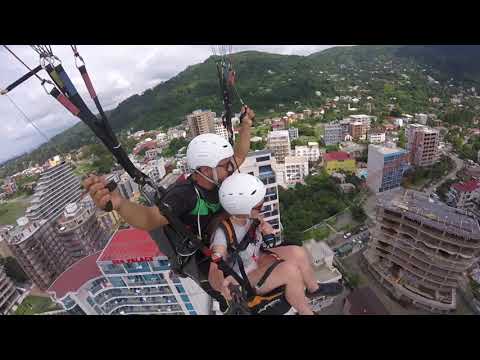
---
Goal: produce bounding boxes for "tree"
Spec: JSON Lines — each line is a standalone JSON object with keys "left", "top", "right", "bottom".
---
{"left": 162, "top": 138, "right": 189, "bottom": 157}
{"left": 351, "top": 204, "right": 367, "bottom": 222}
{"left": 251, "top": 140, "right": 266, "bottom": 151}
{"left": 0, "top": 257, "right": 29, "bottom": 283}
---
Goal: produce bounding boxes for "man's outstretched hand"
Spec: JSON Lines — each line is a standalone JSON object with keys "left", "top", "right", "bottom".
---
{"left": 83, "top": 174, "right": 124, "bottom": 211}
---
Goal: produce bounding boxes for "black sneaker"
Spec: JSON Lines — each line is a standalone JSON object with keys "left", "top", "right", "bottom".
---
{"left": 306, "top": 282, "right": 343, "bottom": 299}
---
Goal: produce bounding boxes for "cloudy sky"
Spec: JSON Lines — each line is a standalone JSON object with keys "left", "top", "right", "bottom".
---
{"left": 0, "top": 45, "right": 345, "bottom": 163}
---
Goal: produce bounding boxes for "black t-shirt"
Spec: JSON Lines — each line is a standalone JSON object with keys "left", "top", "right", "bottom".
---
{"left": 161, "top": 176, "right": 221, "bottom": 241}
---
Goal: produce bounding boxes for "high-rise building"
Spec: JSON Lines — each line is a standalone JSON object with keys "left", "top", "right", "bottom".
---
{"left": 364, "top": 189, "right": 480, "bottom": 313}
{"left": 239, "top": 150, "right": 282, "bottom": 245}
{"left": 367, "top": 144, "right": 410, "bottom": 193}
{"left": 25, "top": 162, "right": 81, "bottom": 222}
{"left": 4, "top": 217, "right": 67, "bottom": 290}
{"left": 186, "top": 110, "right": 215, "bottom": 138}
{"left": 323, "top": 123, "right": 343, "bottom": 146}
{"left": 0, "top": 265, "right": 20, "bottom": 315}
{"left": 55, "top": 201, "right": 109, "bottom": 262}
{"left": 349, "top": 121, "right": 368, "bottom": 140}
{"left": 47, "top": 228, "right": 210, "bottom": 315}
{"left": 267, "top": 130, "right": 291, "bottom": 163}
{"left": 288, "top": 127, "right": 299, "bottom": 140}
{"left": 214, "top": 118, "right": 229, "bottom": 141}
{"left": 143, "top": 159, "right": 166, "bottom": 185}
{"left": 294, "top": 142, "right": 320, "bottom": 162}
{"left": 406, "top": 124, "right": 440, "bottom": 167}
{"left": 284, "top": 156, "right": 309, "bottom": 185}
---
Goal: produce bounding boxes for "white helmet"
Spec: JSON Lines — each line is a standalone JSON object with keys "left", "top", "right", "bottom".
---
{"left": 186, "top": 133, "right": 234, "bottom": 170}
{"left": 219, "top": 173, "right": 266, "bottom": 215}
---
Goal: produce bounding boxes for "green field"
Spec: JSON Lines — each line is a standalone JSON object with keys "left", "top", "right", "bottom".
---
{"left": 14, "top": 295, "right": 61, "bottom": 315}
{"left": 0, "top": 196, "right": 29, "bottom": 225}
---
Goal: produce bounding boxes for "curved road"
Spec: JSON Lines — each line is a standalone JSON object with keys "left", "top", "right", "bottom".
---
{"left": 424, "top": 149, "right": 464, "bottom": 196}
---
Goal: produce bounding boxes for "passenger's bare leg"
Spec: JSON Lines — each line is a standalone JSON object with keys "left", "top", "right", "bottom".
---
{"left": 268, "top": 246, "right": 319, "bottom": 293}
{"left": 248, "top": 260, "right": 314, "bottom": 315}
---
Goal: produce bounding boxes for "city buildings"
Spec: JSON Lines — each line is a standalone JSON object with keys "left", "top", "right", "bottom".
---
{"left": 0, "top": 265, "right": 20, "bottom": 315}
{"left": 2, "top": 178, "right": 17, "bottom": 195}
{"left": 323, "top": 151, "right": 356, "bottom": 175}
{"left": 294, "top": 142, "right": 320, "bottom": 162}
{"left": 364, "top": 189, "right": 480, "bottom": 313}
{"left": 214, "top": 118, "right": 229, "bottom": 141}
{"left": 239, "top": 150, "right": 282, "bottom": 244}
{"left": 25, "top": 162, "right": 82, "bottom": 222}
{"left": 406, "top": 124, "right": 440, "bottom": 167}
{"left": 349, "top": 121, "right": 368, "bottom": 141}
{"left": 47, "top": 228, "right": 210, "bottom": 315}
{"left": 55, "top": 200, "right": 109, "bottom": 262}
{"left": 367, "top": 144, "right": 410, "bottom": 193}
{"left": 284, "top": 156, "right": 309, "bottom": 185}
{"left": 186, "top": 110, "right": 215, "bottom": 138}
{"left": 4, "top": 218, "right": 67, "bottom": 290}
{"left": 288, "top": 127, "right": 299, "bottom": 140}
{"left": 302, "top": 240, "right": 342, "bottom": 312}
{"left": 323, "top": 122, "right": 344, "bottom": 146}
{"left": 415, "top": 113, "right": 428, "bottom": 125}
{"left": 267, "top": 130, "right": 291, "bottom": 163}
{"left": 167, "top": 128, "right": 187, "bottom": 140}
{"left": 446, "top": 180, "right": 480, "bottom": 214}
{"left": 368, "top": 131, "right": 386, "bottom": 144}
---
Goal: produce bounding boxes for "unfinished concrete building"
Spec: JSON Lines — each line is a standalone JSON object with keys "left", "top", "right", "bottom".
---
{"left": 363, "top": 189, "right": 480, "bottom": 313}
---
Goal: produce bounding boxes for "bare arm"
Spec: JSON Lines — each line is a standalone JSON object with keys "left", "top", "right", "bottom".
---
{"left": 233, "top": 106, "right": 255, "bottom": 167}
{"left": 117, "top": 198, "right": 169, "bottom": 231}
{"left": 84, "top": 175, "right": 168, "bottom": 231}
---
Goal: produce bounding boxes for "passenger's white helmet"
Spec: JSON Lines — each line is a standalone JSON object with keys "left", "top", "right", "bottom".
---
{"left": 186, "top": 133, "right": 234, "bottom": 170}
{"left": 219, "top": 173, "right": 266, "bottom": 215}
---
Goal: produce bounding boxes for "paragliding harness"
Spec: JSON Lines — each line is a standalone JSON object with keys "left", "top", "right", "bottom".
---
{"left": 208, "top": 216, "right": 293, "bottom": 315}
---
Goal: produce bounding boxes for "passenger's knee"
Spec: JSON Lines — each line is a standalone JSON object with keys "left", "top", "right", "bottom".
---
{"left": 280, "top": 261, "right": 302, "bottom": 280}
{"left": 290, "top": 245, "right": 310, "bottom": 263}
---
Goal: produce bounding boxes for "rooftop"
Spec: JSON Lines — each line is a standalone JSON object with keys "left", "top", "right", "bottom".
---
{"left": 98, "top": 228, "right": 164, "bottom": 263}
{"left": 285, "top": 156, "right": 308, "bottom": 164}
{"left": 378, "top": 188, "right": 480, "bottom": 237}
{"left": 247, "top": 149, "right": 272, "bottom": 158}
{"left": 452, "top": 180, "right": 480, "bottom": 193}
{"left": 345, "top": 287, "right": 389, "bottom": 315}
{"left": 324, "top": 151, "right": 352, "bottom": 162}
{"left": 47, "top": 252, "right": 103, "bottom": 299}
{"left": 369, "top": 144, "right": 406, "bottom": 155}
{"left": 267, "top": 130, "right": 290, "bottom": 138}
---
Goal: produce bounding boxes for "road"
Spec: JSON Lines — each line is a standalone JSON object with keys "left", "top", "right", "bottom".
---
{"left": 424, "top": 150, "right": 465, "bottom": 195}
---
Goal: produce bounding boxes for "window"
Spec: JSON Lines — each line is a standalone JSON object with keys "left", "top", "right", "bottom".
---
{"left": 185, "top": 303, "right": 194, "bottom": 311}
{"left": 176, "top": 285, "right": 185, "bottom": 293}
{"left": 181, "top": 295, "right": 190, "bottom": 303}
{"left": 109, "top": 276, "right": 126, "bottom": 287}
{"left": 259, "top": 165, "right": 273, "bottom": 174}
{"left": 256, "top": 156, "right": 270, "bottom": 162}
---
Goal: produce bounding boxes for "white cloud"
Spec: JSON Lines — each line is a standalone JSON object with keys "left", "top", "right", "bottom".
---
{"left": 0, "top": 45, "right": 345, "bottom": 162}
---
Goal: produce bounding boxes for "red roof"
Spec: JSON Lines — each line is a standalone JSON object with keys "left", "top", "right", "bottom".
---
{"left": 452, "top": 180, "right": 480, "bottom": 193}
{"left": 97, "top": 228, "right": 163, "bottom": 262}
{"left": 324, "top": 151, "right": 351, "bottom": 162}
{"left": 47, "top": 252, "right": 102, "bottom": 299}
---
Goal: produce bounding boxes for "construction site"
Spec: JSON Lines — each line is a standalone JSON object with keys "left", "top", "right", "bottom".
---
{"left": 363, "top": 188, "right": 480, "bottom": 313}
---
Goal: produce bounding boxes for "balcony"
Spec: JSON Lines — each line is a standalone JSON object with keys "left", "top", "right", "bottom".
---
{"left": 103, "top": 295, "right": 178, "bottom": 314}
{"left": 112, "top": 307, "right": 184, "bottom": 315}
{"left": 109, "top": 303, "right": 183, "bottom": 315}
{"left": 95, "top": 286, "right": 173, "bottom": 306}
